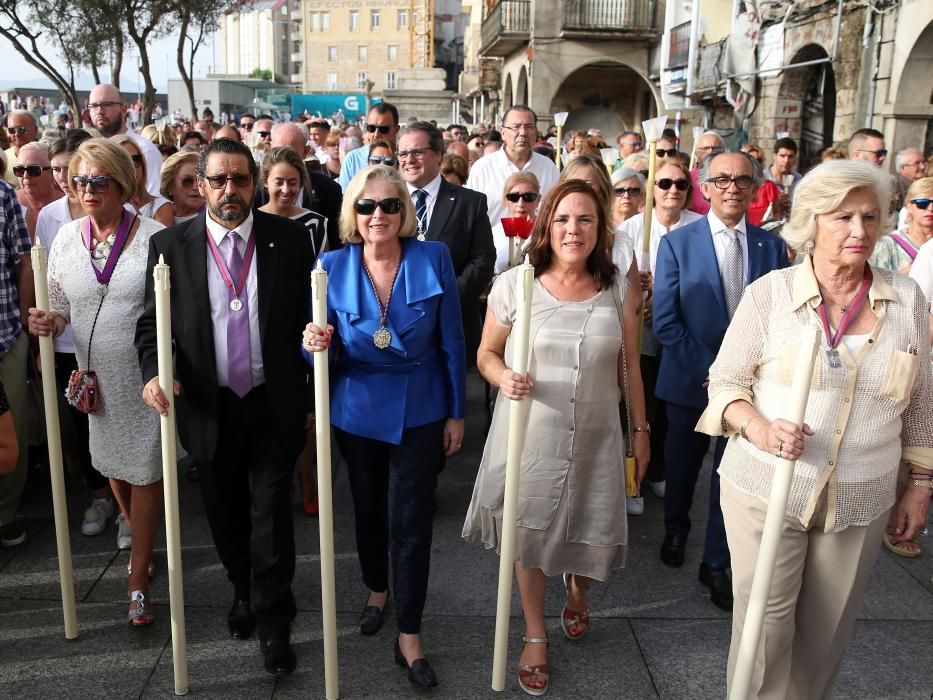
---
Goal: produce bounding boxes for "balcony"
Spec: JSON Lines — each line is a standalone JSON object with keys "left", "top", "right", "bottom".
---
{"left": 480, "top": 0, "right": 531, "bottom": 58}
{"left": 561, "top": 0, "right": 659, "bottom": 37}
{"left": 290, "top": 51, "right": 303, "bottom": 63}
{"left": 668, "top": 21, "right": 690, "bottom": 69}
{"left": 694, "top": 38, "right": 726, "bottom": 95}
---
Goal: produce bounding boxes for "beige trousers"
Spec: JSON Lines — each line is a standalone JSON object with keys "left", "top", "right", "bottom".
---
{"left": 721, "top": 480, "right": 888, "bottom": 700}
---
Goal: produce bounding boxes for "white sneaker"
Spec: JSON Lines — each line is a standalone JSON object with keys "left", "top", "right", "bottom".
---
{"left": 647, "top": 480, "right": 666, "bottom": 499}
{"left": 81, "top": 498, "right": 114, "bottom": 536}
{"left": 626, "top": 496, "right": 645, "bottom": 516}
{"left": 115, "top": 513, "right": 132, "bottom": 550}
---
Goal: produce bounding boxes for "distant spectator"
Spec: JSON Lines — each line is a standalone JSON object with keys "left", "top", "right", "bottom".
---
{"left": 3, "top": 109, "right": 39, "bottom": 188}
{"left": 213, "top": 124, "right": 241, "bottom": 142}
{"left": 140, "top": 123, "right": 176, "bottom": 147}
{"left": 182, "top": 130, "right": 206, "bottom": 151}
{"left": 821, "top": 142, "right": 848, "bottom": 161}
{"left": 764, "top": 137, "right": 802, "bottom": 214}
{"left": 159, "top": 151, "right": 203, "bottom": 225}
{"left": 616, "top": 130, "right": 643, "bottom": 157}
{"left": 440, "top": 153, "right": 468, "bottom": 186}
{"left": 895, "top": 148, "right": 927, "bottom": 209}
{"left": 447, "top": 141, "right": 469, "bottom": 163}
{"left": 848, "top": 128, "right": 886, "bottom": 167}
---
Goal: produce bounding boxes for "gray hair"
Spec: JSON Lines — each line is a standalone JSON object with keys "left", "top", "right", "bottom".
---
{"left": 17, "top": 141, "right": 50, "bottom": 164}
{"left": 398, "top": 121, "right": 445, "bottom": 153}
{"left": 611, "top": 166, "right": 646, "bottom": 189}
{"left": 699, "top": 130, "right": 725, "bottom": 146}
{"left": 895, "top": 148, "right": 923, "bottom": 170}
{"left": 8, "top": 109, "right": 37, "bottom": 128}
{"left": 698, "top": 150, "right": 764, "bottom": 189}
{"left": 782, "top": 159, "right": 894, "bottom": 251}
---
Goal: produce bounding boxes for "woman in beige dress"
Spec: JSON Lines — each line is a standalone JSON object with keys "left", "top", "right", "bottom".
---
{"left": 463, "top": 179, "right": 649, "bottom": 696}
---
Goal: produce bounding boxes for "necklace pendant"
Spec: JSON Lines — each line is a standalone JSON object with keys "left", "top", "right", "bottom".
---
{"left": 373, "top": 326, "right": 392, "bottom": 349}
{"left": 826, "top": 348, "right": 841, "bottom": 369}
{"left": 229, "top": 298, "right": 243, "bottom": 312}
{"left": 417, "top": 232, "right": 426, "bottom": 242}
{"left": 97, "top": 284, "right": 108, "bottom": 297}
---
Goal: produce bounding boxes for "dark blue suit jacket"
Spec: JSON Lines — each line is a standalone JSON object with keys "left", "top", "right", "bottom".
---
{"left": 652, "top": 217, "right": 788, "bottom": 409}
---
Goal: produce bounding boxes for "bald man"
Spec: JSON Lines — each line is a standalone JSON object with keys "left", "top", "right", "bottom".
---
{"left": 688, "top": 131, "right": 726, "bottom": 215}
{"left": 446, "top": 141, "right": 469, "bottom": 162}
{"left": 3, "top": 110, "right": 39, "bottom": 188}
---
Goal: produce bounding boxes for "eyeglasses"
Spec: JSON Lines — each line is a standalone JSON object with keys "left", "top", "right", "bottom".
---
{"left": 656, "top": 177, "right": 690, "bottom": 191}
{"left": 706, "top": 175, "right": 755, "bottom": 190}
{"left": 502, "top": 124, "right": 536, "bottom": 132}
{"left": 87, "top": 101, "right": 122, "bottom": 112}
{"left": 614, "top": 187, "right": 642, "bottom": 198}
{"left": 178, "top": 176, "right": 197, "bottom": 189}
{"left": 368, "top": 156, "right": 397, "bottom": 166}
{"left": 240, "top": 122, "right": 254, "bottom": 131}
{"left": 13, "top": 165, "right": 51, "bottom": 178}
{"left": 622, "top": 141, "right": 642, "bottom": 149}
{"left": 366, "top": 124, "right": 392, "bottom": 134}
{"left": 203, "top": 173, "right": 252, "bottom": 189}
{"left": 909, "top": 198, "right": 932, "bottom": 210}
{"left": 398, "top": 148, "right": 432, "bottom": 160}
{"left": 905, "top": 161, "right": 927, "bottom": 169}
{"left": 257, "top": 130, "right": 271, "bottom": 138}
{"left": 354, "top": 197, "right": 402, "bottom": 215}
{"left": 855, "top": 149, "right": 888, "bottom": 158}
{"left": 505, "top": 192, "right": 539, "bottom": 203}
{"left": 695, "top": 145, "right": 723, "bottom": 154}
{"left": 8, "top": 126, "right": 32, "bottom": 136}
{"left": 71, "top": 175, "right": 112, "bottom": 193}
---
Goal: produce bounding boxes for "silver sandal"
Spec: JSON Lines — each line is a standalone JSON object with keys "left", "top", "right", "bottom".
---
{"left": 128, "top": 589, "right": 154, "bottom": 626}
{"left": 518, "top": 635, "right": 549, "bottom": 696}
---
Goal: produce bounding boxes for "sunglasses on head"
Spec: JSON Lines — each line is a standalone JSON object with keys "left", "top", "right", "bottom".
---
{"left": 910, "top": 198, "right": 932, "bottom": 210}
{"left": 614, "top": 187, "right": 642, "bottom": 198}
{"left": 656, "top": 177, "right": 690, "bottom": 191}
{"left": 354, "top": 197, "right": 402, "bottom": 215}
{"left": 505, "top": 192, "right": 538, "bottom": 203}
{"left": 656, "top": 148, "right": 679, "bottom": 158}
{"left": 368, "top": 156, "right": 397, "bottom": 167}
{"left": 366, "top": 124, "right": 392, "bottom": 134}
{"left": 71, "top": 175, "right": 112, "bottom": 193}
{"left": 13, "top": 165, "right": 51, "bottom": 178}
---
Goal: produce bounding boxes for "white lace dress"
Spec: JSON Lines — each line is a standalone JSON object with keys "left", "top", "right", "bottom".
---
{"left": 48, "top": 216, "right": 164, "bottom": 485}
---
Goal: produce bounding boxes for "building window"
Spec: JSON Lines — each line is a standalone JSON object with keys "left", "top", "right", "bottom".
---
{"left": 371, "top": 10, "right": 380, "bottom": 29}
{"left": 321, "top": 12, "right": 330, "bottom": 30}
{"left": 327, "top": 72, "right": 338, "bottom": 90}
{"left": 386, "top": 71, "right": 397, "bottom": 89}
{"left": 387, "top": 45, "right": 398, "bottom": 62}
{"left": 309, "top": 12, "right": 319, "bottom": 30}
{"left": 349, "top": 10, "right": 359, "bottom": 30}
{"left": 358, "top": 46, "right": 368, "bottom": 62}
{"left": 397, "top": 9, "right": 408, "bottom": 28}
{"left": 328, "top": 46, "right": 337, "bottom": 62}
{"left": 357, "top": 72, "right": 368, "bottom": 89}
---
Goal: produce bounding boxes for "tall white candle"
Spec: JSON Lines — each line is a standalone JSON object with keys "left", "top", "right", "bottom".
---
{"left": 31, "top": 237, "right": 78, "bottom": 640}
{"left": 312, "top": 259, "right": 339, "bottom": 700}
{"left": 491, "top": 258, "right": 535, "bottom": 691}
{"left": 153, "top": 255, "right": 189, "bottom": 696}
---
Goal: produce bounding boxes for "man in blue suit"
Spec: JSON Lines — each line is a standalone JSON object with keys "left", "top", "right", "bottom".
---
{"left": 652, "top": 150, "right": 789, "bottom": 611}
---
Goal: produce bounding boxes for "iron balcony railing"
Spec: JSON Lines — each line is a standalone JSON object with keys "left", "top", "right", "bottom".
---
{"left": 480, "top": 0, "right": 531, "bottom": 56}
{"left": 669, "top": 21, "right": 691, "bottom": 68}
{"left": 561, "top": 0, "right": 658, "bottom": 34}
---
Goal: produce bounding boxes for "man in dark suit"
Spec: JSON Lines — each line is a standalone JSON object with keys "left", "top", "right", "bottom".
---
{"left": 652, "top": 150, "right": 789, "bottom": 611}
{"left": 396, "top": 121, "right": 495, "bottom": 364}
{"left": 135, "top": 138, "right": 313, "bottom": 675}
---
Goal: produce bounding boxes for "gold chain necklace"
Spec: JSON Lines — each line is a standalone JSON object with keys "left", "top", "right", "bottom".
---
{"left": 361, "top": 253, "right": 402, "bottom": 349}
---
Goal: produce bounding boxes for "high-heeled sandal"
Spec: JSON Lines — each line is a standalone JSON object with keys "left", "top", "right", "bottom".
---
{"left": 561, "top": 573, "right": 590, "bottom": 641}
{"left": 518, "top": 635, "right": 549, "bottom": 696}
{"left": 128, "top": 589, "right": 154, "bottom": 626}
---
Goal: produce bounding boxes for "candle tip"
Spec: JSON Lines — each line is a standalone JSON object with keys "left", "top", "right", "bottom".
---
{"left": 35, "top": 235, "right": 41, "bottom": 247}
{"left": 316, "top": 258, "right": 323, "bottom": 270}
{"left": 158, "top": 254, "right": 165, "bottom": 265}
{"left": 523, "top": 254, "right": 530, "bottom": 265}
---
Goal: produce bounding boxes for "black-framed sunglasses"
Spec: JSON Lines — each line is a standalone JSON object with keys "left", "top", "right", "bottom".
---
{"left": 71, "top": 175, "right": 112, "bottom": 193}
{"left": 7, "top": 126, "right": 32, "bottom": 136}
{"left": 368, "top": 156, "right": 397, "bottom": 167}
{"left": 366, "top": 124, "right": 392, "bottom": 134}
{"left": 656, "top": 177, "right": 690, "bottom": 191}
{"left": 505, "top": 192, "right": 539, "bottom": 203}
{"left": 257, "top": 130, "right": 271, "bottom": 138}
{"left": 240, "top": 122, "right": 254, "bottom": 131}
{"left": 614, "top": 187, "right": 642, "bottom": 198}
{"left": 13, "top": 165, "right": 51, "bottom": 178}
{"left": 354, "top": 197, "right": 402, "bottom": 215}
{"left": 856, "top": 149, "right": 888, "bottom": 158}
{"left": 656, "top": 148, "right": 679, "bottom": 158}
{"left": 909, "top": 198, "right": 932, "bottom": 210}
{"left": 203, "top": 173, "right": 252, "bottom": 189}
{"left": 706, "top": 175, "right": 755, "bottom": 190}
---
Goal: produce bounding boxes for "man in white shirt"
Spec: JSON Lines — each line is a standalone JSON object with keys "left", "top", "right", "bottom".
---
{"left": 466, "top": 105, "right": 558, "bottom": 226}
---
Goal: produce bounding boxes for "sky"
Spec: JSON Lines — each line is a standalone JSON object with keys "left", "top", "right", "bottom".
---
{"left": 0, "top": 28, "right": 218, "bottom": 94}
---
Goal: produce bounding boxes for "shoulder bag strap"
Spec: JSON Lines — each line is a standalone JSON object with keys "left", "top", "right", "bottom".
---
{"left": 610, "top": 281, "right": 635, "bottom": 459}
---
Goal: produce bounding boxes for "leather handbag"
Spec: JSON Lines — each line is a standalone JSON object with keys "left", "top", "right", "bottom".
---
{"left": 65, "top": 295, "right": 104, "bottom": 414}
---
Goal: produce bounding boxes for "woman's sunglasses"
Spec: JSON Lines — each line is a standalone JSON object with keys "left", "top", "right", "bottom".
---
{"left": 655, "top": 149, "right": 679, "bottom": 158}
{"left": 71, "top": 175, "right": 112, "bottom": 193}
{"left": 505, "top": 192, "right": 539, "bottom": 203}
{"left": 614, "top": 187, "right": 642, "bottom": 198}
{"left": 909, "top": 198, "right": 932, "bottom": 210}
{"left": 354, "top": 198, "right": 402, "bottom": 215}
{"left": 656, "top": 178, "right": 690, "bottom": 191}
{"left": 368, "top": 156, "right": 397, "bottom": 167}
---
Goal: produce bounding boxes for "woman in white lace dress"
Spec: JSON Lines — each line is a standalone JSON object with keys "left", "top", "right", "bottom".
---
{"left": 28, "top": 138, "right": 164, "bottom": 626}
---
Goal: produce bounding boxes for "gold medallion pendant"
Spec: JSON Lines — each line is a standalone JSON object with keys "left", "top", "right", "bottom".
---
{"left": 373, "top": 326, "right": 392, "bottom": 349}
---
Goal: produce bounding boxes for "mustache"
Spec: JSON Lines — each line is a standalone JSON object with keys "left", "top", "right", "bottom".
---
{"left": 218, "top": 194, "right": 247, "bottom": 207}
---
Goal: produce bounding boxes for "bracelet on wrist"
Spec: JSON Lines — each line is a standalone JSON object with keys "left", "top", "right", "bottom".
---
{"left": 634, "top": 424, "right": 651, "bottom": 435}
{"left": 739, "top": 416, "right": 757, "bottom": 442}
{"left": 909, "top": 479, "right": 933, "bottom": 490}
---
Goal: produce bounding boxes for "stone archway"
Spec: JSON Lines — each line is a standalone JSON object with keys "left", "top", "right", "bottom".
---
{"left": 777, "top": 45, "right": 836, "bottom": 168}
{"left": 516, "top": 65, "right": 529, "bottom": 106}
{"left": 503, "top": 72, "right": 514, "bottom": 112}
{"left": 893, "top": 21, "right": 933, "bottom": 157}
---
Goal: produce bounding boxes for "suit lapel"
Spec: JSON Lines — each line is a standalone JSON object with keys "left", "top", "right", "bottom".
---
{"left": 181, "top": 216, "right": 217, "bottom": 378}
{"left": 252, "top": 210, "right": 278, "bottom": 341}
{"left": 427, "top": 179, "right": 456, "bottom": 243}
{"left": 691, "top": 221, "right": 728, "bottom": 319}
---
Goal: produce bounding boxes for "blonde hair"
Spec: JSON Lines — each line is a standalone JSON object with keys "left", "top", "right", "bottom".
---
{"left": 501, "top": 171, "right": 540, "bottom": 201}
{"left": 339, "top": 165, "right": 417, "bottom": 244}
{"left": 782, "top": 160, "right": 894, "bottom": 250}
{"left": 622, "top": 152, "right": 648, "bottom": 171}
{"left": 110, "top": 134, "right": 152, "bottom": 202}
{"left": 141, "top": 123, "right": 177, "bottom": 146}
{"left": 69, "top": 137, "right": 140, "bottom": 204}
{"left": 905, "top": 177, "right": 933, "bottom": 226}
{"left": 159, "top": 150, "right": 199, "bottom": 201}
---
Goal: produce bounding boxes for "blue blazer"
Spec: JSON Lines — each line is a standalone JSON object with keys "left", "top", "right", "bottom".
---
{"left": 306, "top": 238, "right": 467, "bottom": 444}
{"left": 652, "top": 217, "right": 788, "bottom": 409}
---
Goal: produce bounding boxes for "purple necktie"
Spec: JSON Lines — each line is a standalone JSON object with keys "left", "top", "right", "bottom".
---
{"left": 224, "top": 231, "right": 253, "bottom": 398}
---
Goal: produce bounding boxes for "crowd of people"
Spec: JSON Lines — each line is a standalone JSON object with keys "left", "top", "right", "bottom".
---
{"left": 0, "top": 82, "right": 931, "bottom": 698}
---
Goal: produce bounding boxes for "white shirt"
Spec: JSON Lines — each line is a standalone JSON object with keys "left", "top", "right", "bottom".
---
{"left": 406, "top": 173, "right": 443, "bottom": 233}
{"left": 124, "top": 196, "right": 171, "bottom": 220}
{"left": 616, "top": 209, "right": 703, "bottom": 274}
{"left": 36, "top": 197, "right": 76, "bottom": 353}
{"left": 125, "top": 130, "right": 163, "bottom": 197}
{"left": 909, "top": 238, "right": 933, "bottom": 303}
{"left": 466, "top": 148, "right": 559, "bottom": 227}
{"left": 204, "top": 212, "right": 265, "bottom": 390}
{"left": 707, "top": 211, "right": 750, "bottom": 284}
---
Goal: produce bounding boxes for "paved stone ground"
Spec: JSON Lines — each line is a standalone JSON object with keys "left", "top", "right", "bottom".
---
{"left": 1, "top": 376, "right": 931, "bottom": 698}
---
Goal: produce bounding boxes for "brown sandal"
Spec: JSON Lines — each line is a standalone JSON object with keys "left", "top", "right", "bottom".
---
{"left": 518, "top": 635, "right": 549, "bottom": 696}
{"left": 561, "top": 573, "right": 591, "bottom": 641}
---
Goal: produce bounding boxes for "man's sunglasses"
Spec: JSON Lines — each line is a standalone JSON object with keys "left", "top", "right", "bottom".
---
{"left": 241, "top": 122, "right": 255, "bottom": 131}
{"left": 13, "top": 165, "right": 51, "bottom": 178}
{"left": 203, "top": 174, "right": 252, "bottom": 189}
{"left": 656, "top": 177, "right": 690, "bottom": 191}
{"left": 856, "top": 149, "right": 888, "bottom": 158}
{"left": 614, "top": 187, "right": 642, "bottom": 198}
{"left": 257, "top": 130, "right": 271, "bottom": 138}
{"left": 656, "top": 149, "right": 679, "bottom": 158}
{"left": 368, "top": 156, "right": 397, "bottom": 167}
{"left": 909, "top": 198, "right": 932, "bottom": 210}
{"left": 71, "top": 175, "right": 112, "bottom": 193}
{"left": 354, "top": 198, "right": 402, "bottom": 215}
{"left": 7, "top": 126, "right": 32, "bottom": 136}
{"left": 366, "top": 124, "right": 392, "bottom": 134}
{"left": 505, "top": 192, "right": 539, "bottom": 203}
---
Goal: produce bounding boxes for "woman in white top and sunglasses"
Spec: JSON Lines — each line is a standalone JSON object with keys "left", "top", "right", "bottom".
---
{"left": 873, "top": 177, "right": 933, "bottom": 277}
{"left": 490, "top": 171, "right": 540, "bottom": 274}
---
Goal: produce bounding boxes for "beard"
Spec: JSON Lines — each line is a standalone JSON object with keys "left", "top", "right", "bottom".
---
{"left": 209, "top": 194, "right": 249, "bottom": 223}
{"left": 96, "top": 118, "right": 121, "bottom": 138}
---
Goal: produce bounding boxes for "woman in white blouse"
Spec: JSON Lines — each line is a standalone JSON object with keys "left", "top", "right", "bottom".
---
{"left": 697, "top": 159, "right": 933, "bottom": 699}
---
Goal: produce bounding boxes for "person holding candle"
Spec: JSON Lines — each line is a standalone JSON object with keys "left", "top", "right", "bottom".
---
{"left": 491, "top": 172, "right": 540, "bottom": 274}
{"left": 112, "top": 135, "right": 174, "bottom": 227}
{"left": 27, "top": 138, "right": 164, "bottom": 622}
{"left": 301, "top": 165, "right": 466, "bottom": 689}
{"left": 13, "top": 142, "right": 63, "bottom": 238}
{"left": 463, "top": 179, "right": 649, "bottom": 697}
{"left": 159, "top": 151, "right": 204, "bottom": 225}
{"left": 870, "top": 177, "right": 933, "bottom": 276}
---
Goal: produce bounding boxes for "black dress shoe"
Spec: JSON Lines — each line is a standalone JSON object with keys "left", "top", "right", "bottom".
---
{"left": 699, "top": 563, "right": 734, "bottom": 612}
{"left": 394, "top": 638, "right": 438, "bottom": 688}
{"left": 660, "top": 534, "right": 687, "bottom": 568}
{"left": 227, "top": 600, "right": 256, "bottom": 640}
{"left": 359, "top": 603, "right": 385, "bottom": 636}
{"left": 260, "top": 637, "right": 297, "bottom": 675}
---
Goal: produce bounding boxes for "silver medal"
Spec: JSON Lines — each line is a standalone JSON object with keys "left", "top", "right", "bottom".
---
{"left": 229, "top": 298, "right": 243, "bottom": 312}
{"left": 97, "top": 285, "right": 108, "bottom": 297}
{"left": 826, "top": 348, "right": 841, "bottom": 369}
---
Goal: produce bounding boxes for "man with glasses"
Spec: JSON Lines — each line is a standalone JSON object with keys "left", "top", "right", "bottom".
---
{"left": 253, "top": 118, "right": 274, "bottom": 149}
{"left": 895, "top": 148, "right": 927, "bottom": 210}
{"left": 3, "top": 110, "right": 39, "bottom": 188}
{"left": 136, "top": 138, "right": 314, "bottom": 676}
{"left": 616, "top": 130, "right": 643, "bottom": 157}
{"left": 466, "top": 105, "right": 558, "bottom": 226}
{"left": 687, "top": 131, "right": 726, "bottom": 215}
{"left": 87, "top": 83, "right": 162, "bottom": 196}
{"left": 653, "top": 150, "right": 788, "bottom": 612}
{"left": 13, "top": 142, "right": 62, "bottom": 237}
{"left": 338, "top": 102, "right": 400, "bottom": 191}
{"left": 239, "top": 114, "right": 256, "bottom": 140}
{"left": 848, "top": 128, "right": 887, "bottom": 167}
{"left": 397, "top": 121, "right": 494, "bottom": 364}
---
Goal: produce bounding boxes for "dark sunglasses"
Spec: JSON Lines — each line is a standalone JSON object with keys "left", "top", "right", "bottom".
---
{"left": 656, "top": 177, "right": 690, "bottom": 191}
{"left": 71, "top": 175, "right": 112, "bottom": 193}
{"left": 178, "top": 176, "right": 197, "bottom": 188}
{"left": 13, "top": 165, "right": 51, "bottom": 178}
{"left": 614, "top": 187, "right": 642, "bottom": 198}
{"left": 7, "top": 126, "right": 32, "bottom": 136}
{"left": 910, "top": 198, "right": 932, "bottom": 210}
{"left": 505, "top": 192, "right": 539, "bottom": 203}
{"left": 240, "top": 122, "right": 254, "bottom": 131}
{"left": 856, "top": 149, "right": 888, "bottom": 158}
{"left": 257, "top": 130, "right": 271, "bottom": 138}
{"left": 354, "top": 197, "right": 402, "bottom": 215}
{"left": 366, "top": 124, "right": 392, "bottom": 134}
{"left": 203, "top": 173, "right": 252, "bottom": 189}
{"left": 656, "top": 148, "right": 679, "bottom": 158}
{"left": 368, "top": 156, "right": 397, "bottom": 166}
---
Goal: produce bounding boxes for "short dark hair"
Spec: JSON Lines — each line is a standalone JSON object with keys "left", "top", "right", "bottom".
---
{"left": 502, "top": 105, "right": 538, "bottom": 126}
{"left": 183, "top": 130, "right": 206, "bottom": 145}
{"left": 201, "top": 107, "right": 214, "bottom": 118}
{"left": 849, "top": 128, "right": 884, "bottom": 145}
{"left": 57, "top": 128, "right": 92, "bottom": 157}
{"left": 485, "top": 129, "right": 503, "bottom": 144}
{"left": 774, "top": 137, "right": 798, "bottom": 154}
{"left": 197, "top": 137, "right": 259, "bottom": 182}
{"left": 661, "top": 128, "right": 677, "bottom": 142}
{"left": 399, "top": 121, "right": 445, "bottom": 152}
{"left": 369, "top": 101, "right": 399, "bottom": 126}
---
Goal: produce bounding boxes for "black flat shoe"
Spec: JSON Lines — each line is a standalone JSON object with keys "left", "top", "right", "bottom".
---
{"left": 699, "top": 563, "right": 734, "bottom": 612}
{"left": 260, "top": 637, "right": 297, "bottom": 675}
{"left": 660, "top": 534, "right": 687, "bottom": 568}
{"left": 394, "top": 638, "right": 438, "bottom": 688}
{"left": 359, "top": 603, "right": 385, "bottom": 636}
{"left": 227, "top": 599, "right": 256, "bottom": 640}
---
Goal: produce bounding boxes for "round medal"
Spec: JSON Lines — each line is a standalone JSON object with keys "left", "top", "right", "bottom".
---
{"left": 230, "top": 298, "right": 243, "bottom": 312}
{"left": 373, "top": 326, "right": 392, "bottom": 349}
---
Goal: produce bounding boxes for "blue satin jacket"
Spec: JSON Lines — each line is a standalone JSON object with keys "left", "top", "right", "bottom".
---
{"left": 306, "top": 238, "right": 467, "bottom": 444}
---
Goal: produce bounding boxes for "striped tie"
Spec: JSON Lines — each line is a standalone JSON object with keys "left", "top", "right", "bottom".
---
{"left": 414, "top": 189, "right": 428, "bottom": 240}
{"left": 720, "top": 227, "right": 744, "bottom": 319}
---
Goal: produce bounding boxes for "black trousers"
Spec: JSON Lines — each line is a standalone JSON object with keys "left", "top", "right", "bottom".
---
{"left": 54, "top": 352, "right": 106, "bottom": 490}
{"left": 335, "top": 419, "right": 444, "bottom": 634}
{"left": 199, "top": 385, "right": 297, "bottom": 639}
